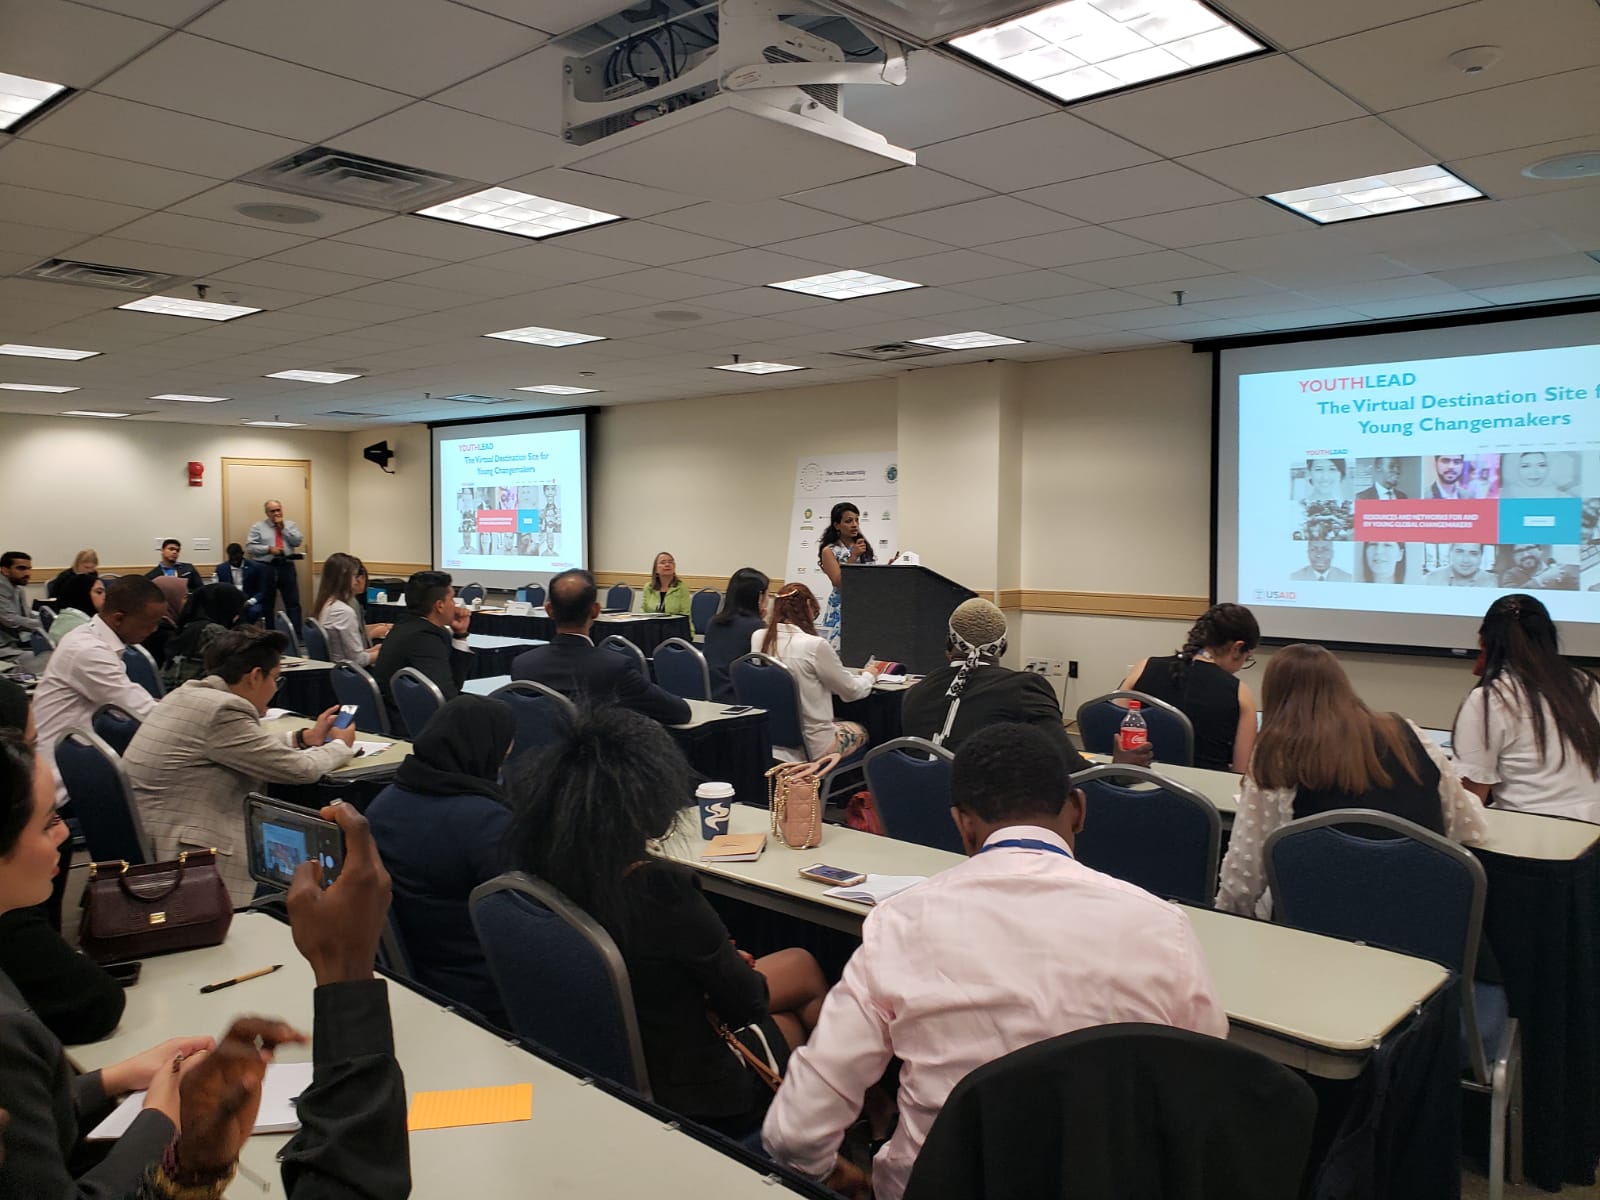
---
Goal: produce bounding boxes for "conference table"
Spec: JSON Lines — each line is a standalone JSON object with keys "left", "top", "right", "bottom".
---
{"left": 260, "top": 714, "right": 413, "bottom": 810}
{"left": 67, "top": 914, "right": 823, "bottom": 1199}
{"left": 464, "top": 632, "right": 544, "bottom": 677}
{"left": 366, "top": 604, "right": 691, "bottom": 656}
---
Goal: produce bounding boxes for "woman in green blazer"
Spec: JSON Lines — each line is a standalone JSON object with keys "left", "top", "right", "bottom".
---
{"left": 641, "top": 550, "right": 692, "bottom": 618}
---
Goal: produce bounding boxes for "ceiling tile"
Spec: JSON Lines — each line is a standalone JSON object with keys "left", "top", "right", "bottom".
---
{"left": 863, "top": 249, "right": 1033, "bottom": 286}
{"left": 1075, "top": 56, "right": 1366, "bottom": 157}
{"left": 687, "top": 287, "right": 833, "bottom": 316}
{"left": 982, "top": 226, "right": 1158, "bottom": 267}
{"left": 843, "top": 49, "right": 1056, "bottom": 149}
{"left": 469, "top": 242, "right": 636, "bottom": 283}
{"left": 1016, "top": 161, "right": 1242, "bottom": 223}
{"left": 1497, "top": 189, "right": 1600, "bottom": 246}
{"left": 271, "top": 240, "right": 450, "bottom": 280}
{"left": 188, "top": 0, "right": 546, "bottom": 96}
{"left": 71, "top": 0, "right": 218, "bottom": 26}
{"left": 1471, "top": 277, "right": 1600, "bottom": 305}
{"left": 1014, "top": 289, "right": 1161, "bottom": 319}
{"left": 946, "top": 270, "right": 1102, "bottom": 303}
{"left": 97, "top": 34, "right": 412, "bottom": 142}
{"left": 1123, "top": 273, "right": 1283, "bottom": 302}
{"left": 1451, "top": 137, "right": 1600, "bottom": 200}
{"left": 650, "top": 199, "right": 854, "bottom": 246}
{"left": 429, "top": 45, "right": 566, "bottom": 134}
{"left": 880, "top": 196, "right": 1082, "bottom": 245}
{"left": 577, "top": 268, "right": 730, "bottom": 301}
{"left": 1342, "top": 294, "right": 1493, "bottom": 319}
{"left": 1208, "top": 0, "right": 1468, "bottom": 51}
{"left": 211, "top": 260, "right": 373, "bottom": 297}
{"left": 1388, "top": 231, "right": 1579, "bottom": 273}
{"left": 446, "top": 0, "right": 608, "bottom": 32}
{"left": 0, "top": 184, "right": 145, "bottom": 235}
{"left": 847, "top": 286, "right": 1005, "bottom": 318}
{"left": 1318, "top": 199, "right": 1538, "bottom": 252}
{"left": 1383, "top": 68, "right": 1600, "bottom": 160}
{"left": 678, "top": 248, "right": 841, "bottom": 286}
{"left": 0, "top": 0, "right": 165, "bottom": 88}
{"left": 1177, "top": 118, "right": 1436, "bottom": 197}
{"left": 56, "top": 235, "right": 249, "bottom": 277}
{"left": 555, "top": 222, "right": 743, "bottom": 267}
{"left": 381, "top": 263, "right": 537, "bottom": 298}
{"left": 0, "top": 141, "right": 211, "bottom": 210}
{"left": 788, "top": 168, "right": 991, "bottom": 222}
{"left": 768, "top": 225, "right": 951, "bottom": 269}
{"left": 919, "top": 115, "right": 1156, "bottom": 191}
{"left": 167, "top": 182, "right": 389, "bottom": 238}
{"left": 1432, "top": 253, "right": 1600, "bottom": 291}
{"left": 1295, "top": 274, "right": 1463, "bottom": 304}
{"left": 332, "top": 215, "right": 515, "bottom": 260}
{"left": 1107, "top": 198, "right": 1311, "bottom": 248}
{"left": 0, "top": 220, "right": 99, "bottom": 259}
{"left": 334, "top": 102, "right": 563, "bottom": 184}
{"left": 112, "top": 211, "right": 310, "bottom": 258}
{"left": 21, "top": 94, "right": 300, "bottom": 179}
{"left": 1067, "top": 250, "right": 1230, "bottom": 287}
{"left": 1247, "top": 306, "right": 1372, "bottom": 331}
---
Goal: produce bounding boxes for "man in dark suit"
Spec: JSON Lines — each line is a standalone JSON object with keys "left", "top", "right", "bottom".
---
{"left": 1355, "top": 457, "right": 1408, "bottom": 501}
{"left": 143, "top": 537, "right": 202, "bottom": 592}
{"left": 372, "top": 570, "right": 473, "bottom": 725}
{"left": 511, "top": 568, "right": 690, "bottom": 725}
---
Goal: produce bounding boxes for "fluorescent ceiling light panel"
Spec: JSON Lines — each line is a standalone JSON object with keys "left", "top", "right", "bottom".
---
{"left": 0, "top": 383, "right": 78, "bottom": 392}
{"left": 416, "top": 187, "right": 620, "bottom": 240}
{"left": 1266, "top": 165, "right": 1484, "bottom": 224}
{"left": 483, "top": 325, "right": 606, "bottom": 347}
{"left": 711, "top": 361, "right": 807, "bottom": 374}
{"left": 151, "top": 393, "right": 229, "bottom": 403}
{"left": 243, "top": 419, "right": 307, "bottom": 427}
{"left": 0, "top": 343, "right": 99, "bottom": 360}
{"left": 910, "top": 331, "right": 1028, "bottom": 349}
{"left": 949, "top": 0, "right": 1264, "bottom": 104}
{"left": 118, "top": 295, "right": 262, "bottom": 321}
{"left": 266, "top": 369, "right": 363, "bottom": 383}
{"left": 63, "top": 410, "right": 130, "bottom": 418}
{"left": 515, "top": 384, "right": 601, "bottom": 394}
{"left": 767, "top": 270, "right": 922, "bottom": 300}
{"left": 0, "top": 72, "right": 67, "bottom": 132}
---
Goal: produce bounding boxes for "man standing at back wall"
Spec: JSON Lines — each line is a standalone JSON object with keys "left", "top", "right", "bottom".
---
{"left": 247, "top": 498, "right": 305, "bottom": 631}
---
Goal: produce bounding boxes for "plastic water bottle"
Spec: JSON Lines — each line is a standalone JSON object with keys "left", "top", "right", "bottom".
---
{"left": 1118, "top": 701, "right": 1148, "bottom": 753}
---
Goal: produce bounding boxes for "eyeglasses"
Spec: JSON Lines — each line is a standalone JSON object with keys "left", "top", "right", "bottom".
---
{"left": 1242, "top": 655, "right": 1257, "bottom": 670}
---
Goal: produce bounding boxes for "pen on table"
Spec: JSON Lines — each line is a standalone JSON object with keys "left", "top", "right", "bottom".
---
{"left": 200, "top": 964, "right": 282, "bottom": 994}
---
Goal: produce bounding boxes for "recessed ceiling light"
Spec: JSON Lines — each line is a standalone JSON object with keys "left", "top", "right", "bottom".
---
{"left": 910, "top": 331, "right": 1029, "bottom": 349}
{"left": 151, "top": 393, "right": 229, "bottom": 403}
{"left": 948, "top": 0, "right": 1265, "bottom": 104}
{"left": 515, "top": 384, "right": 601, "bottom": 394}
{"left": 0, "top": 343, "right": 100, "bottom": 360}
{"left": 1266, "top": 165, "right": 1483, "bottom": 224}
{"left": 266, "top": 369, "right": 363, "bottom": 383}
{"left": 63, "top": 410, "right": 130, "bottom": 419}
{"left": 0, "top": 72, "right": 68, "bottom": 132}
{"left": 483, "top": 325, "right": 607, "bottom": 348}
{"left": 0, "top": 383, "right": 78, "bottom": 392}
{"left": 767, "top": 270, "right": 922, "bottom": 300}
{"left": 242, "top": 419, "right": 307, "bottom": 428}
{"left": 416, "top": 187, "right": 621, "bottom": 240}
{"left": 235, "top": 202, "right": 324, "bottom": 225}
{"left": 1522, "top": 151, "right": 1600, "bottom": 181}
{"left": 118, "top": 295, "right": 262, "bottom": 321}
{"left": 711, "top": 361, "right": 807, "bottom": 374}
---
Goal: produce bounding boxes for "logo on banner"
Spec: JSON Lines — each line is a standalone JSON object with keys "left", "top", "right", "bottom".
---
{"left": 886, "top": 464, "right": 898, "bottom": 482}
{"left": 800, "top": 463, "right": 824, "bottom": 492}
{"left": 803, "top": 508, "right": 813, "bottom": 520}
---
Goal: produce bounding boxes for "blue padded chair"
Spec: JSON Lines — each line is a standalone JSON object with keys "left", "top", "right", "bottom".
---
{"left": 731, "top": 652, "right": 865, "bottom": 804}
{"left": 600, "top": 634, "right": 649, "bottom": 677}
{"left": 29, "top": 629, "right": 51, "bottom": 655}
{"left": 470, "top": 872, "right": 651, "bottom": 1098}
{"left": 516, "top": 583, "right": 546, "bottom": 607}
{"left": 391, "top": 667, "right": 446, "bottom": 739}
{"left": 604, "top": 583, "right": 633, "bottom": 612}
{"left": 1076, "top": 690, "right": 1195, "bottom": 767}
{"left": 37, "top": 605, "right": 55, "bottom": 631}
{"left": 274, "top": 609, "right": 303, "bottom": 655}
{"left": 54, "top": 728, "right": 153, "bottom": 864}
{"left": 864, "top": 738, "right": 960, "bottom": 853}
{"left": 122, "top": 644, "right": 164, "bottom": 700}
{"left": 331, "top": 661, "right": 390, "bottom": 737}
{"left": 652, "top": 637, "right": 711, "bottom": 701}
{"left": 1070, "top": 764, "right": 1221, "bottom": 906}
{"left": 689, "top": 588, "right": 720, "bottom": 635}
{"left": 301, "top": 618, "right": 332, "bottom": 662}
{"left": 91, "top": 704, "right": 142, "bottom": 756}
{"left": 1265, "top": 810, "right": 1523, "bottom": 1198}
{"left": 490, "top": 681, "right": 576, "bottom": 764}
{"left": 459, "top": 582, "right": 486, "bottom": 605}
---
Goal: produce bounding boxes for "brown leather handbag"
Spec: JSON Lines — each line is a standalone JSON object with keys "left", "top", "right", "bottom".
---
{"left": 766, "top": 754, "right": 841, "bottom": 850}
{"left": 78, "top": 850, "right": 234, "bottom": 964}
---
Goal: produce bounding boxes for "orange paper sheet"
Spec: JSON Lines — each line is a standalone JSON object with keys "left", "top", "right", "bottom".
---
{"left": 406, "top": 1083, "right": 533, "bottom": 1132}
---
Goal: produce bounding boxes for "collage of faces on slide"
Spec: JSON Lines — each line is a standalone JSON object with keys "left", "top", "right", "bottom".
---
{"left": 1288, "top": 451, "right": 1600, "bottom": 592}
{"left": 455, "top": 483, "right": 563, "bottom": 558}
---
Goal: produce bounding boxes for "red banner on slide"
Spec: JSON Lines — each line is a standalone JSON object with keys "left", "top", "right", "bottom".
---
{"left": 474, "top": 509, "right": 517, "bottom": 532}
{"left": 1353, "top": 499, "right": 1498, "bottom": 542}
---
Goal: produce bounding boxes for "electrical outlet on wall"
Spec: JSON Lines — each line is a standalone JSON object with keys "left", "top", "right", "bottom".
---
{"left": 193, "top": 538, "right": 211, "bottom": 551}
{"left": 1023, "top": 659, "right": 1050, "bottom": 675}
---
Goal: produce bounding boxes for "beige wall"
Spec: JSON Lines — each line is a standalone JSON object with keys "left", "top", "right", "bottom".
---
{"left": 343, "top": 422, "right": 431, "bottom": 570}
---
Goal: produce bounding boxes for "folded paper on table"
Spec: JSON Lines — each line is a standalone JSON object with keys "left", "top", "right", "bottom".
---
{"left": 407, "top": 1083, "right": 533, "bottom": 1132}
{"left": 352, "top": 740, "right": 393, "bottom": 756}
{"left": 824, "top": 874, "right": 926, "bottom": 906}
{"left": 89, "top": 1061, "right": 314, "bottom": 1140}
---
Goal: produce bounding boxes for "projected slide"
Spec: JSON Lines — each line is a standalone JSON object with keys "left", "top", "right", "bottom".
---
{"left": 436, "top": 422, "right": 585, "bottom": 578}
{"left": 1236, "top": 342, "right": 1599, "bottom": 628}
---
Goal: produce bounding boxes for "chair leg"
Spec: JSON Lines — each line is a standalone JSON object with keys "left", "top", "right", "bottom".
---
{"left": 1488, "top": 1018, "right": 1519, "bottom": 1200}
{"left": 1509, "top": 1028, "right": 1524, "bottom": 1186}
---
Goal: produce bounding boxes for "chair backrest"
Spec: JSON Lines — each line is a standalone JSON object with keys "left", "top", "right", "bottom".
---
{"left": 729, "top": 652, "right": 804, "bottom": 749}
{"left": 689, "top": 588, "right": 720, "bottom": 634}
{"left": 651, "top": 637, "right": 711, "bottom": 701}
{"left": 903, "top": 1023, "right": 1317, "bottom": 1200}
{"left": 516, "top": 583, "right": 546, "bottom": 606}
{"left": 273, "top": 609, "right": 303, "bottom": 654}
{"left": 459, "top": 582, "right": 485, "bottom": 604}
{"left": 54, "top": 728, "right": 154, "bottom": 864}
{"left": 36, "top": 604, "right": 55, "bottom": 631}
{"left": 599, "top": 634, "right": 648, "bottom": 677}
{"left": 604, "top": 583, "right": 633, "bottom": 612}
{"left": 91, "top": 704, "right": 142, "bottom": 756}
{"left": 470, "top": 872, "right": 651, "bottom": 1097}
{"left": 864, "top": 738, "right": 961, "bottom": 853}
{"left": 301, "top": 618, "right": 331, "bottom": 662}
{"left": 121, "top": 644, "right": 165, "bottom": 700}
{"left": 1075, "top": 690, "right": 1195, "bottom": 766}
{"left": 331, "top": 661, "right": 390, "bottom": 736}
{"left": 490, "top": 681, "right": 577, "bottom": 763}
{"left": 1069, "top": 764, "right": 1221, "bottom": 905}
{"left": 29, "top": 629, "right": 50, "bottom": 655}
{"left": 391, "top": 667, "right": 446, "bottom": 739}
{"left": 1264, "top": 809, "right": 1489, "bottom": 1080}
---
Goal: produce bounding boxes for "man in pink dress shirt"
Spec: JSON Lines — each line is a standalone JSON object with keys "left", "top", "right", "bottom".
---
{"left": 762, "top": 723, "right": 1229, "bottom": 1199}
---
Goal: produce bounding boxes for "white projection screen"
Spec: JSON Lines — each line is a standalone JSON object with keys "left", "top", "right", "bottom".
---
{"left": 430, "top": 412, "right": 589, "bottom": 591}
{"left": 1215, "top": 310, "right": 1600, "bottom": 657}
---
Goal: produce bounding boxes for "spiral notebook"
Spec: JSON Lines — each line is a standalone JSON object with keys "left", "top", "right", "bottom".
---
{"left": 88, "top": 1062, "right": 314, "bottom": 1140}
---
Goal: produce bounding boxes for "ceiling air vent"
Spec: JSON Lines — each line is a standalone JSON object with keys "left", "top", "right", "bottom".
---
{"left": 19, "top": 259, "right": 190, "bottom": 293}
{"left": 444, "top": 394, "right": 517, "bottom": 405}
{"left": 830, "top": 342, "right": 950, "bottom": 361}
{"left": 242, "top": 147, "right": 475, "bottom": 213}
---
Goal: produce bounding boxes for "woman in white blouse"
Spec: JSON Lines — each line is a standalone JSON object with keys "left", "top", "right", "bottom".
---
{"left": 1452, "top": 594, "right": 1600, "bottom": 824}
{"left": 1217, "top": 643, "right": 1485, "bottom": 918}
{"left": 752, "top": 583, "right": 886, "bottom": 762}
{"left": 310, "top": 552, "right": 383, "bottom": 666}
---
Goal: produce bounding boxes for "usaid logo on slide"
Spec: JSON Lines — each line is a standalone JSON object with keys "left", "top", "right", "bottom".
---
{"left": 1254, "top": 589, "right": 1299, "bottom": 602}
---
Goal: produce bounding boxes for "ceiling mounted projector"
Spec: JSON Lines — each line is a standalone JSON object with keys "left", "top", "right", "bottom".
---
{"left": 559, "top": 0, "right": 914, "bottom": 201}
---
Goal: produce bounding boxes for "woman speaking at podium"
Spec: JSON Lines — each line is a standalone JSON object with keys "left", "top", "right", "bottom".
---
{"left": 816, "top": 502, "right": 864, "bottom": 650}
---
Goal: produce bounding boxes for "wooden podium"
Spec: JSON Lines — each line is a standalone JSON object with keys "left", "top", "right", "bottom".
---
{"left": 838, "top": 563, "right": 977, "bottom": 674}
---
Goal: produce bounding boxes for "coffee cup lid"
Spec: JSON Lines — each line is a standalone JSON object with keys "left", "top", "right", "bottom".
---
{"left": 695, "top": 781, "right": 735, "bottom": 799}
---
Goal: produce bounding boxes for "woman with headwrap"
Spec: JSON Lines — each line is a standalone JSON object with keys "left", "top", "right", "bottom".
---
{"left": 364, "top": 695, "right": 515, "bottom": 1026}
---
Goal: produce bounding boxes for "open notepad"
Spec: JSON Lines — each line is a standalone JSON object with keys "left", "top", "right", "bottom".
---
{"left": 824, "top": 875, "right": 926, "bottom": 906}
{"left": 88, "top": 1062, "right": 314, "bottom": 1140}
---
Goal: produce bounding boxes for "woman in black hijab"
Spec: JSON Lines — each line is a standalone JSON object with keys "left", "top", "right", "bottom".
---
{"left": 364, "top": 695, "right": 515, "bottom": 1026}
{"left": 166, "top": 584, "right": 247, "bottom": 683}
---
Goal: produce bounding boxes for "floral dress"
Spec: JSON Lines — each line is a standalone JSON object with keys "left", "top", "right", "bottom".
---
{"left": 819, "top": 542, "right": 851, "bottom": 649}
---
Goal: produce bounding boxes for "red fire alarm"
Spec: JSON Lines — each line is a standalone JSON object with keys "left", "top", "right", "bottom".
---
{"left": 187, "top": 461, "right": 204, "bottom": 488}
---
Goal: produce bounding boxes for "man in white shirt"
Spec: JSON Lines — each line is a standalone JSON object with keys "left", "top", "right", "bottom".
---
{"left": 246, "top": 498, "right": 306, "bottom": 630}
{"left": 762, "top": 722, "right": 1228, "bottom": 1200}
{"left": 33, "top": 575, "right": 169, "bottom": 798}
{"left": 1356, "top": 457, "right": 1409, "bottom": 501}
{"left": 1288, "top": 539, "right": 1352, "bottom": 582}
